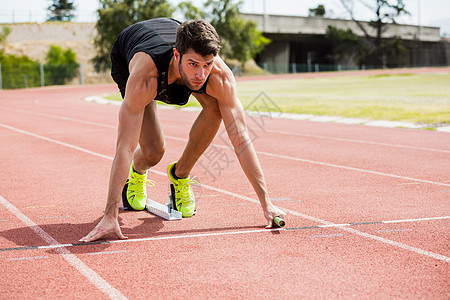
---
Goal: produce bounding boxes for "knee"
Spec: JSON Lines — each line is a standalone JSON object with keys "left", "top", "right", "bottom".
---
{"left": 140, "top": 143, "right": 165, "bottom": 165}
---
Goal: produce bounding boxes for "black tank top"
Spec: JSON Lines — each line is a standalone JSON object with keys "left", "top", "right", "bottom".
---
{"left": 110, "top": 18, "right": 207, "bottom": 106}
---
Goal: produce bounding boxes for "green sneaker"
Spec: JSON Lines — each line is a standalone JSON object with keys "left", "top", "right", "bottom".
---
{"left": 123, "top": 163, "right": 154, "bottom": 211}
{"left": 167, "top": 162, "right": 196, "bottom": 217}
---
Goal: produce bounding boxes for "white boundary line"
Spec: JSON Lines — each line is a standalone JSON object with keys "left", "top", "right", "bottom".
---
{"left": 1, "top": 122, "right": 449, "bottom": 262}
{"left": 2, "top": 106, "right": 449, "bottom": 154}
{"left": 255, "top": 150, "right": 450, "bottom": 187}
{"left": 2, "top": 215, "right": 449, "bottom": 261}
{"left": 0, "top": 123, "right": 114, "bottom": 161}
{"left": 265, "top": 130, "right": 450, "bottom": 154}
{"left": 83, "top": 95, "right": 450, "bottom": 132}
{"left": 0, "top": 107, "right": 117, "bottom": 129}
{"left": 2, "top": 120, "right": 448, "bottom": 188}
{"left": 0, "top": 195, "right": 127, "bottom": 300}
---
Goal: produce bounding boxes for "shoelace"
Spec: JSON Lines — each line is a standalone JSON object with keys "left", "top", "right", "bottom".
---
{"left": 128, "top": 177, "right": 155, "bottom": 196}
{"left": 175, "top": 177, "right": 198, "bottom": 203}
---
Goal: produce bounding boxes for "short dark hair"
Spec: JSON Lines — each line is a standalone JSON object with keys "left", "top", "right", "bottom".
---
{"left": 175, "top": 20, "right": 221, "bottom": 57}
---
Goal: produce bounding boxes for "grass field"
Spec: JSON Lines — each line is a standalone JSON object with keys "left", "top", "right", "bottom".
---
{"left": 104, "top": 72, "right": 450, "bottom": 126}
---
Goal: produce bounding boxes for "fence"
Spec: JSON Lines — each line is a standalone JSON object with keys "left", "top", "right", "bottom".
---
{"left": 258, "top": 61, "right": 450, "bottom": 75}
{"left": 2, "top": 61, "right": 449, "bottom": 89}
{"left": 0, "top": 10, "right": 98, "bottom": 24}
{"left": 0, "top": 63, "right": 87, "bottom": 89}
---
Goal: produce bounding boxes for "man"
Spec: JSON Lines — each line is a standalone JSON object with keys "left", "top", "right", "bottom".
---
{"left": 80, "top": 18, "right": 285, "bottom": 243}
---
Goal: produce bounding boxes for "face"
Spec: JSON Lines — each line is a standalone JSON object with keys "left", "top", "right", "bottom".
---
{"left": 175, "top": 48, "right": 215, "bottom": 90}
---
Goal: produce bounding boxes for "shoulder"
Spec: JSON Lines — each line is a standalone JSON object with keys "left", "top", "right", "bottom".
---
{"left": 123, "top": 52, "right": 159, "bottom": 107}
{"left": 129, "top": 52, "right": 158, "bottom": 80}
{"left": 205, "top": 56, "right": 237, "bottom": 101}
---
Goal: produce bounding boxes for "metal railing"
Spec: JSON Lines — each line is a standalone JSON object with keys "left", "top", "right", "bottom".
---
{"left": 257, "top": 62, "right": 449, "bottom": 75}
{"left": 0, "top": 63, "right": 85, "bottom": 89}
{"left": 0, "top": 10, "right": 98, "bottom": 24}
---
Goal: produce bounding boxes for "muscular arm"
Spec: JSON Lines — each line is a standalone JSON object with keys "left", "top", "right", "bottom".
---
{"left": 208, "top": 58, "right": 286, "bottom": 227}
{"left": 104, "top": 53, "right": 157, "bottom": 217}
{"left": 80, "top": 53, "right": 158, "bottom": 242}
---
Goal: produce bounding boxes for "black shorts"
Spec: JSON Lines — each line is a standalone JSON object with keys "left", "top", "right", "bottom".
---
{"left": 110, "top": 43, "right": 129, "bottom": 98}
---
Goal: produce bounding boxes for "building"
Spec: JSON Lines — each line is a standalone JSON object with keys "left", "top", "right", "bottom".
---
{"left": 242, "top": 13, "right": 449, "bottom": 73}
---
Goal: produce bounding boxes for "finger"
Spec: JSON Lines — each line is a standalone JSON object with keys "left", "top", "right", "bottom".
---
{"left": 265, "top": 219, "right": 273, "bottom": 229}
{"left": 79, "top": 231, "right": 96, "bottom": 242}
{"left": 115, "top": 227, "right": 128, "bottom": 240}
{"left": 80, "top": 227, "right": 107, "bottom": 243}
{"left": 276, "top": 210, "right": 287, "bottom": 220}
{"left": 79, "top": 233, "right": 99, "bottom": 243}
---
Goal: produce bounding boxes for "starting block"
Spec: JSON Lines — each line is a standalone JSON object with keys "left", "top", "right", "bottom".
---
{"left": 122, "top": 183, "right": 182, "bottom": 220}
{"left": 146, "top": 184, "right": 182, "bottom": 220}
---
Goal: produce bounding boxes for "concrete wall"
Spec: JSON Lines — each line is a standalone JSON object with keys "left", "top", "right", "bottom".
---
{"left": 258, "top": 40, "right": 290, "bottom": 73}
{"left": 242, "top": 13, "right": 448, "bottom": 73}
{"left": 242, "top": 13, "right": 441, "bottom": 42}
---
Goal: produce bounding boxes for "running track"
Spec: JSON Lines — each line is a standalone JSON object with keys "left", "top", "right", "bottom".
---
{"left": 0, "top": 71, "right": 449, "bottom": 298}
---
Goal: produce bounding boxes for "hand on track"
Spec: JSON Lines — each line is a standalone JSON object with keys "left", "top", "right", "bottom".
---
{"left": 79, "top": 215, "right": 128, "bottom": 242}
{"left": 264, "top": 204, "right": 287, "bottom": 229}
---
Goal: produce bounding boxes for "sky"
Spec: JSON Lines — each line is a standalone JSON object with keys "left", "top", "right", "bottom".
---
{"left": 1, "top": 0, "right": 449, "bottom": 35}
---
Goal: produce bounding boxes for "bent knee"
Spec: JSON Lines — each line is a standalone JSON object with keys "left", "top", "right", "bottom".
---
{"left": 140, "top": 144, "right": 165, "bottom": 165}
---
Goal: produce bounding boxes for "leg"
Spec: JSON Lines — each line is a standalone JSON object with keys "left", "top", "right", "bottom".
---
{"left": 132, "top": 100, "right": 165, "bottom": 174}
{"left": 175, "top": 94, "right": 222, "bottom": 178}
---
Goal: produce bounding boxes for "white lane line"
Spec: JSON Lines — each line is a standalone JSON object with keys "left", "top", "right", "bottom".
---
{"left": 9, "top": 256, "right": 49, "bottom": 261}
{"left": 256, "top": 150, "right": 450, "bottom": 187}
{"left": 40, "top": 216, "right": 70, "bottom": 219}
{"left": 2, "top": 110, "right": 449, "bottom": 187}
{"left": 0, "top": 123, "right": 114, "bottom": 161}
{"left": 285, "top": 207, "right": 450, "bottom": 262}
{"left": 309, "top": 234, "right": 344, "bottom": 238}
{"left": 7, "top": 121, "right": 449, "bottom": 188}
{"left": 87, "top": 250, "right": 127, "bottom": 256}
{"left": 377, "top": 229, "right": 412, "bottom": 233}
{"left": 167, "top": 137, "right": 450, "bottom": 187}
{"left": 3, "top": 106, "right": 449, "bottom": 154}
{"left": 1, "top": 123, "right": 449, "bottom": 263}
{"left": 265, "top": 130, "right": 450, "bottom": 154}
{"left": 0, "top": 195, "right": 127, "bottom": 300}
{"left": 383, "top": 216, "right": 450, "bottom": 223}
{"left": 2, "top": 216, "right": 449, "bottom": 252}
{"left": 0, "top": 107, "right": 117, "bottom": 129}
{"left": 199, "top": 183, "right": 450, "bottom": 263}
{"left": 344, "top": 226, "right": 450, "bottom": 262}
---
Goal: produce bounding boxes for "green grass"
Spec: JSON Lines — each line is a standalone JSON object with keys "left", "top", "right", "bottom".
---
{"left": 104, "top": 72, "right": 450, "bottom": 126}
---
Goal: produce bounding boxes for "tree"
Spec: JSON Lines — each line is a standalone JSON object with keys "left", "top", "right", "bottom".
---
{"left": 47, "top": 0, "right": 75, "bottom": 22}
{"left": 44, "top": 45, "right": 79, "bottom": 85}
{"left": 177, "top": 1, "right": 206, "bottom": 21}
{"left": 339, "top": 0, "right": 409, "bottom": 66}
{"left": 0, "top": 50, "right": 40, "bottom": 89}
{"left": 309, "top": 4, "right": 326, "bottom": 17}
{"left": 93, "top": 0, "right": 175, "bottom": 72}
{"left": 0, "top": 26, "right": 11, "bottom": 46}
{"left": 204, "top": 0, "right": 270, "bottom": 66}
{"left": 325, "top": 25, "right": 364, "bottom": 67}
{"left": 92, "top": 0, "right": 269, "bottom": 71}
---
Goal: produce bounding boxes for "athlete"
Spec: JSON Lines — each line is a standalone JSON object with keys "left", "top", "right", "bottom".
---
{"left": 80, "top": 18, "right": 286, "bottom": 243}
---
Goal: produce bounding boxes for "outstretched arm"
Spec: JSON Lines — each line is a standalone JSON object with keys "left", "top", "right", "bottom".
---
{"left": 209, "top": 59, "right": 286, "bottom": 228}
{"left": 80, "top": 53, "right": 158, "bottom": 242}
{"left": 220, "top": 98, "right": 286, "bottom": 228}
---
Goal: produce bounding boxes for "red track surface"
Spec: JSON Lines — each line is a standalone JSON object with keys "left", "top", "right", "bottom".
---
{"left": 1, "top": 73, "right": 449, "bottom": 298}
